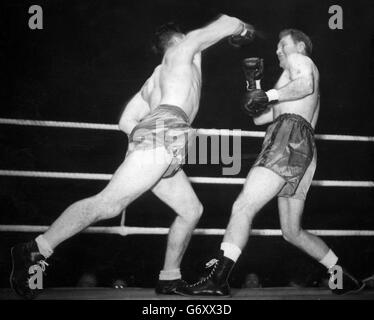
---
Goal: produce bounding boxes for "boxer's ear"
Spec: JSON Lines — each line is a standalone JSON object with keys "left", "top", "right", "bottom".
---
{"left": 296, "top": 41, "right": 306, "bottom": 55}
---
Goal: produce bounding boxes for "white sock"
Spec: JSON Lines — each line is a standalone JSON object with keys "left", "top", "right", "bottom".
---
{"left": 159, "top": 268, "right": 181, "bottom": 281}
{"left": 319, "top": 249, "right": 338, "bottom": 269}
{"left": 221, "top": 242, "right": 242, "bottom": 262}
{"left": 35, "top": 235, "right": 53, "bottom": 259}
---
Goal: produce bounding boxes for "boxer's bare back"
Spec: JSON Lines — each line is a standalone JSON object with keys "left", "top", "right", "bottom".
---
{"left": 141, "top": 52, "right": 202, "bottom": 123}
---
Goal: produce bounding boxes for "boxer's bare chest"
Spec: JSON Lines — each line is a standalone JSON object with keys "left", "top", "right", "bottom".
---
{"left": 274, "top": 70, "right": 291, "bottom": 89}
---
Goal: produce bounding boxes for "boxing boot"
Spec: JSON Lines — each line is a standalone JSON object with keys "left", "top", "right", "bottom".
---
{"left": 175, "top": 251, "right": 234, "bottom": 296}
{"left": 10, "top": 240, "right": 48, "bottom": 300}
{"left": 328, "top": 265, "right": 365, "bottom": 295}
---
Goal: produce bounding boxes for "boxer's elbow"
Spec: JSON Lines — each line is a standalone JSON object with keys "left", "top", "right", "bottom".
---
{"left": 118, "top": 117, "right": 134, "bottom": 135}
{"left": 253, "top": 107, "right": 273, "bottom": 125}
{"left": 118, "top": 120, "right": 127, "bottom": 134}
{"left": 299, "top": 74, "right": 314, "bottom": 96}
{"left": 304, "top": 78, "right": 314, "bottom": 96}
{"left": 253, "top": 117, "right": 267, "bottom": 126}
{"left": 253, "top": 114, "right": 271, "bottom": 126}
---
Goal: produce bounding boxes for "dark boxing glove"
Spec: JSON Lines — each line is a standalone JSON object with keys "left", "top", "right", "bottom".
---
{"left": 242, "top": 89, "right": 279, "bottom": 117}
{"left": 229, "top": 23, "right": 255, "bottom": 47}
{"left": 242, "top": 57, "right": 264, "bottom": 91}
{"left": 242, "top": 102, "right": 267, "bottom": 117}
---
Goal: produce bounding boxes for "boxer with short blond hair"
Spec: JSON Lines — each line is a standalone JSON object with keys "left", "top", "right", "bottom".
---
{"left": 177, "top": 29, "right": 365, "bottom": 297}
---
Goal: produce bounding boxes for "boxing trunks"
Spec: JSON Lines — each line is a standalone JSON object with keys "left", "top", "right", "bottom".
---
{"left": 128, "top": 104, "right": 195, "bottom": 178}
{"left": 253, "top": 113, "right": 316, "bottom": 200}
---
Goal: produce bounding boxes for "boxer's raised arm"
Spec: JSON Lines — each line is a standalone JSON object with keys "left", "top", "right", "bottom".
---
{"left": 276, "top": 53, "right": 314, "bottom": 102}
{"left": 171, "top": 15, "right": 247, "bottom": 58}
{"left": 118, "top": 91, "right": 150, "bottom": 135}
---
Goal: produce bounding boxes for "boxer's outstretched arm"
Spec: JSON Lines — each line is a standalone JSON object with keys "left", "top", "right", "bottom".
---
{"left": 118, "top": 91, "right": 150, "bottom": 135}
{"left": 276, "top": 53, "right": 314, "bottom": 102}
{"left": 177, "top": 15, "right": 245, "bottom": 55}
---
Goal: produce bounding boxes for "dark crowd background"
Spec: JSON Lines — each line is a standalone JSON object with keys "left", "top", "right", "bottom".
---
{"left": 0, "top": 0, "right": 373, "bottom": 289}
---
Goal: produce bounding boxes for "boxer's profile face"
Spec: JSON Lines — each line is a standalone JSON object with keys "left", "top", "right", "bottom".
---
{"left": 276, "top": 35, "right": 303, "bottom": 68}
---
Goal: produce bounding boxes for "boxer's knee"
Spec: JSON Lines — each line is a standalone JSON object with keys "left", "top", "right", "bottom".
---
{"left": 178, "top": 200, "right": 203, "bottom": 223}
{"left": 232, "top": 197, "right": 256, "bottom": 223}
{"left": 193, "top": 201, "right": 204, "bottom": 221}
{"left": 282, "top": 225, "right": 302, "bottom": 244}
{"left": 92, "top": 194, "right": 125, "bottom": 221}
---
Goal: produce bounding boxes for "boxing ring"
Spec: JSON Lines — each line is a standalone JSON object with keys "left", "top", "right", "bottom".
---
{"left": 1, "top": 117, "right": 374, "bottom": 300}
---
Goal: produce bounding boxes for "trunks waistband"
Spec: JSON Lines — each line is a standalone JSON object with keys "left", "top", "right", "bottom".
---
{"left": 155, "top": 104, "right": 190, "bottom": 124}
{"left": 273, "top": 113, "right": 314, "bottom": 134}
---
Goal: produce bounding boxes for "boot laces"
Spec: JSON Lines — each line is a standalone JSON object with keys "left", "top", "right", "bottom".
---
{"left": 188, "top": 258, "right": 219, "bottom": 288}
{"left": 37, "top": 260, "right": 49, "bottom": 273}
{"left": 25, "top": 260, "right": 49, "bottom": 287}
{"left": 205, "top": 258, "right": 218, "bottom": 268}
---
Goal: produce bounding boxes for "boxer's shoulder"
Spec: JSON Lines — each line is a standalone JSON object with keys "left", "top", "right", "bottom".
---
{"left": 287, "top": 53, "right": 314, "bottom": 67}
{"left": 285, "top": 53, "right": 315, "bottom": 77}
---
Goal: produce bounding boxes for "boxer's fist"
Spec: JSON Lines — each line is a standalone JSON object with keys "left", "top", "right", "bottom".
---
{"left": 229, "top": 23, "right": 255, "bottom": 47}
{"left": 245, "top": 89, "right": 269, "bottom": 105}
{"left": 242, "top": 89, "right": 269, "bottom": 117}
{"left": 243, "top": 57, "right": 264, "bottom": 80}
{"left": 242, "top": 57, "right": 264, "bottom": 90}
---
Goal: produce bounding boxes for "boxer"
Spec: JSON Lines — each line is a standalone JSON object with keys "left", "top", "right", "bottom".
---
{"left": 10, "top": 14, "right": 255, "bottom": 299}
{"left": 176, "top": 29, "right": 365, "bottom": 296}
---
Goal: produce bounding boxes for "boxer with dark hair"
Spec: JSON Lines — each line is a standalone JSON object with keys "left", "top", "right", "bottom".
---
{"left": 10, "top": 14, "right": 255, "bottom": 299}
{"left": 176, "top": 29, "right": 365, "bottom": 297}
{"left": 152, "top": 22, "right": 184, "bottom": 54}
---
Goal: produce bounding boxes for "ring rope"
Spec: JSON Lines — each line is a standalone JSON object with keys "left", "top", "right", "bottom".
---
{"left": 0, "top": 170, "right": 373, "bottom": 187}
{"left": 1, "top": 118, "right": 373, "bottom": 238}
{"left": 1, "top": 118, "right": 374, "bottom": 142}
{"left": 0, "top": 118, "right": 119, "bottom": 131}
{"left": 0, "top": 225, "right": 373, "bottom": 236}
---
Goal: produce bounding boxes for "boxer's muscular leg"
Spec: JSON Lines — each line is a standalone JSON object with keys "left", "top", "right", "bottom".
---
{"left": 223, "top": 166, "right": 285, "bottom": 250}
{"left": 279, "top": 200, "right": 364, "bottom": 294}
{"left": 43, "top": 147, "right": 172, "bottom": 249}
{"left": 152, "top": 170, "right": 203, "bottom": 272}
{"left": 279, "top": 197, "right": 329, "bottom": 260}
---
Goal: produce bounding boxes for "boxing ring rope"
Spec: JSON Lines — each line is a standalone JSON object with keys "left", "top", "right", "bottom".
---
{"left": 0, "top": 117, "right": 373, "bottom": 237}
{"left": 0, "top": 170, "right": 373, "bottom": 187}
{"left": 1, "top": 117, "right": 374, "bottom": 141}
{"left": 1, "top": 225, "right": 374, "bottom": 236}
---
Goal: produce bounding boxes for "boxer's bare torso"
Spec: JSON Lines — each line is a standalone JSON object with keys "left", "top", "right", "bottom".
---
{"left": 273, "top": 54, "right": 320, "bottom": 128}
{"left": 119, "top": 15, "right": 247, "bottom": 135}
{"left": 140, "top": 52, "right": 202, "bottom": 124}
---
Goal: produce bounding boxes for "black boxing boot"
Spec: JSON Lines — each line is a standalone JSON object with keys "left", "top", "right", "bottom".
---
{"left": 155, "top": 279, "right": 187, "bottom": 295}
{"left": 10, "top": 240, "right": 48, "bottom": 300}
{"left": 175, "top": 251, "right": 234, "bottom": 296}
{"left": 328, "top": 265, "right": 365, "bottom": 295}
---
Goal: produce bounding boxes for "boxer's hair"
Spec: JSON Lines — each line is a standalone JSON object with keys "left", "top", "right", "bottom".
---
{"left": 152, "top": 22, "right": 184, "bottom": 55}
{"left": 279, "top": 29, "right": 312, "bottom": 56}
